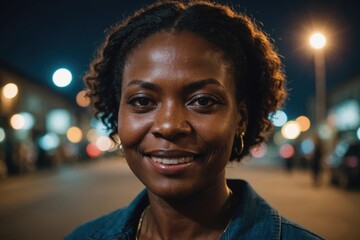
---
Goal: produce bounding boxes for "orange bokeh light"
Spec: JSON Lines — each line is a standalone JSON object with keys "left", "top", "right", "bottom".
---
{"left": 66, "top": 126, "right": 83, "bottom": 143}
{"left": 296, "top": 116, "right": 311, "bottom": 132}
{"left": 76, "top": 90, "right": 90, "bottom": 107}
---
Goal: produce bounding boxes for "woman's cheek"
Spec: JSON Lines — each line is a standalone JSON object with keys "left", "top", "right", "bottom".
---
{"left": 118, "top": 113, "right": 153, "bottom": 147}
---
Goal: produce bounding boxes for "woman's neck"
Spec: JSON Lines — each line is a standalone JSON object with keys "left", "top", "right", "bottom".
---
{"left": 140, "top": 180, "right": 233, "bottom": 240}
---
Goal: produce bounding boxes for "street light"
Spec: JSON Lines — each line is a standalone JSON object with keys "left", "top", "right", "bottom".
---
{"left": 310, "top": 33, "right": 326, "bottom": 49}
{"left": 309, "top": 32, "right": 326, "bottom": 127}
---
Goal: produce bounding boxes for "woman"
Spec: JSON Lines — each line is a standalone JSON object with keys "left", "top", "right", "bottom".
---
{"left": 66, "top": 1, "right": 323, "bottom": 239}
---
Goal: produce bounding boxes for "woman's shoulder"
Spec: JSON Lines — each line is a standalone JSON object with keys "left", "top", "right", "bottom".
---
{"left": 65, "top": 189, "right": 149, "bottom": 239}
{"left": 280, "top": 217, "right": 325, "bottom": 240}
{"left": 226, "top": 179, "right": 324, "bottom": 240}
{"left": 64, "top": 207, "right": 129, "bottom": 240}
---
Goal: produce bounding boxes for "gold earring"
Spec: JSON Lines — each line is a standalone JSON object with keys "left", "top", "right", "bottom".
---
{"left": 118, "top": 143, "right": 124, "bottom": 156}
{"left": 235, "top": 132, "right": 245, "bottom": 156}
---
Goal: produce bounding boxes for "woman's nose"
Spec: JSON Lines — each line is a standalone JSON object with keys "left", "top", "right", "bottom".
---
{"left": 151, "top": 103, "right": 192, "bottom": 140}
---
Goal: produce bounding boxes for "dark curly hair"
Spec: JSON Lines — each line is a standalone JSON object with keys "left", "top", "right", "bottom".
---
{"left": 84, "top": 0, "right": 287, "bottom": 161}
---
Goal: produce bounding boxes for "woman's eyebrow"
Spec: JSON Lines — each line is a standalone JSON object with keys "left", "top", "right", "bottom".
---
{"left": 125, "top": 79, "right": 160, "bottom": 91}
{"left": 124, "top": 78, "right": 224, "bottom": 92}
{"left": 183, "top": 79, "right": 225, "bottom": 92}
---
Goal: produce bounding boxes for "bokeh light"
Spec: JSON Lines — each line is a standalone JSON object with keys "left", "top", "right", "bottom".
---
{"left": 46, "top": 109, "right": 71, "bottom": 134}
{"left": 86, "top": 143, "right": 102, "bottom": 158}
{"left": 52, "top": 68, "right": 72, "bottom": 87}
{"left": 86, "top": 128, "right": 99, "bottom": 143}
{"left": 76, "top": 90, "right": 91, "bottom": 107}
{"left": 273, "top": 131, "right": 287, "bottom": 146}
{"left": 296, "top": 115, "right": 311, "bottom": 132}
{"left": 250, "top": 143, "right": 268, "bottom": 158}
{"left": 318, "top": 123, "right": 332, "bottom": 140}
{"left": 356, "top": 127, "right": 360, "bottom": 140}
{"left": 300, "top": 139, "right": 314, "bottom": 155}
{"left": 279, "top": 143, "right": 295, "bottom": 159}
{"left": 91, "top": 118, "right": 110, "bottom": 135}
{"left": 20, "top": 112, "right": 35, "bottom": 130}
{"left": 66, "top": 126, "right": 83, "bottom": 143}
{"left": 10, "top": 114, "right": 25, "bottom": 130}
{"left": 0, "top": 127, "right": 5, "bottom": 142}
{"left": 334, "top": 141, "right": 349, "bottom": 157}
{"left": 332, "top": 100, "right": 360, "bottom": 131}
{"left": 38, "top": 133, "right": 60, "bottom": 151}
{"left": 96, "top": 136, "right": 112, "bottom": 151}
{"left": 270, "top": 110, "right": 288, "bottom": 127}
{"left": 2, "top": 83, "right": 18, "bottom": 99}
{"left": 281, "top": 121, "right": 301, "bottom": 140}
{"left": 310, "top": 33, "right": 326, "bottom": 49}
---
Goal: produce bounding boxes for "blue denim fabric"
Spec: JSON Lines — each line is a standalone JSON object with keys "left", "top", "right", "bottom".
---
{"left": 65, "top": 179, "right": 324, "bottom": 240}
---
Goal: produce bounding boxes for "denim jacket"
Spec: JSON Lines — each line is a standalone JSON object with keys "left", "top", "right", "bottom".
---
{"left": 65, "top": 179, "right": 324, "bottom": 240}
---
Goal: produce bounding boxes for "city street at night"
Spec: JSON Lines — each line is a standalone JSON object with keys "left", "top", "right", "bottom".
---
{"left": 1, "top": 1, "right": 360, "bottom": 240}
{"left": 0, "top": 156, "right": 359, "bottom": 240}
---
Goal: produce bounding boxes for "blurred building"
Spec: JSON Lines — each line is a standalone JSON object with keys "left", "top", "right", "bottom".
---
{"left": 328, "top": 74, "right": 360, "bottom": 141}
{"left": 0, "top": 63, "right": 95, "bottom": 176}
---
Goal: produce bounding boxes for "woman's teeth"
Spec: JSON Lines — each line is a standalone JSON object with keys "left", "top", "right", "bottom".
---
{"left": 151, "top": 156, "right": 193, "bottom": 165}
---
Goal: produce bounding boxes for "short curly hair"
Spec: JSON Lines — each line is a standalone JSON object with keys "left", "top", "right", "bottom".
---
{"left": 84, "top": 0, "right": 287, "bottom": 161}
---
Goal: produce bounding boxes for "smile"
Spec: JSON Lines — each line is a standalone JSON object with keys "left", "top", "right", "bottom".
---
{"left": 151, "top": 156, "right": 194, "bottom": 165}
{"left": 144, "top": 151, "right": 197, "bottom": 174}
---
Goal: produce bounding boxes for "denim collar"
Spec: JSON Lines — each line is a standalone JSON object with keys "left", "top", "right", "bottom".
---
{"left": 87, "top": 179, "right": 281, "bottom": 240}
{"left": 221, "top": 180, "right": 281, "bottom": 240}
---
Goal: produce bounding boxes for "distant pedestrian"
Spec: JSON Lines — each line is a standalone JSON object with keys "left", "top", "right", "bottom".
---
{"left": 311, "top": 135, "right": 323, "bottom": 187}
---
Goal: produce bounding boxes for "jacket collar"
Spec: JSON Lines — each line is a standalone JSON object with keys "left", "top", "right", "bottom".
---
{"left": 89, "top": 189, "right": 149, "bottom": 240}
{"left": 222, "top": 179, "right": 281, "bottom": 240}
{"left": 89, "top": 179, "right": 281, "bottom": 240}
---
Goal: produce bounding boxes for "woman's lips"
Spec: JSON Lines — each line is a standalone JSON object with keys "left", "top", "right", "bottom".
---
{"left": 144, "top": 151, "right": 197, "bottom": 175}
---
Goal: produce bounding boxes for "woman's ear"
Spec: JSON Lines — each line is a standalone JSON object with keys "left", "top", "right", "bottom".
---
{"left": 238, "top": 102, "right": 248, "bottom": 134}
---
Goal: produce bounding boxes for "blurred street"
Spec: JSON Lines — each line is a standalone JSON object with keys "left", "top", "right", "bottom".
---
{"left": 0, "top": 156, "right": 359, "bottom": 240}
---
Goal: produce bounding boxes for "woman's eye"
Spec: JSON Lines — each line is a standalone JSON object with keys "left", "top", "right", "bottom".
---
{"left": 189, "top": 96, "right": 219, "bottom": 108}
{"left": 135, "top": 97, "right": 151, "bottom": 106}
{"left": 196, "top": 97, "right": 213, "bottom": 106}
{"left": 127, "top": 96, "right": 156, "bottom": 112}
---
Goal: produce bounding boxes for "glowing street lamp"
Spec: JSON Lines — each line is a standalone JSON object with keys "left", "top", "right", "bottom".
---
{"left": 310, "top": 33, "right": 326, "bottom": 49}
{"left": 309, "top": 32, "right": 326, "bottom": 126}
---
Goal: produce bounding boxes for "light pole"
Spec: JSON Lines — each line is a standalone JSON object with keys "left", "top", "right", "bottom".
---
{"left": 309, "top": 33, "right": 326, "bottom": 127}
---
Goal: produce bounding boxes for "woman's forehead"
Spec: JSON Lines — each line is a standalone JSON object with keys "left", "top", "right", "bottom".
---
{"left": 122, "top": 31, "right": 234, "bottom": 88}
{"left": 125, "top": 31, "right": 226, "bottom": 65}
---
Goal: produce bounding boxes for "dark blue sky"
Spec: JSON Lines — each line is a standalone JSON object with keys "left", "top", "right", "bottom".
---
{"left": 1, "top": 0, "right": 359, "bottom": 119}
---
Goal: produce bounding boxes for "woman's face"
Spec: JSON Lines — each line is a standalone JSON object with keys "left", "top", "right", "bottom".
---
{"left": 118, "top": 31, "right": 241, "bottom": 198}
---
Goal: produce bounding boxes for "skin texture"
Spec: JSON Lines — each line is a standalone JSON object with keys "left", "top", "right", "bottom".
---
{"left": 118, "top": 31, "right": 242, "bottom": 239}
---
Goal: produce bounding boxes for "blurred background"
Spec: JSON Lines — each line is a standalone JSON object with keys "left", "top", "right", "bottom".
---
{"left": 0, "top": 0, "right": 359, "bottom": 239}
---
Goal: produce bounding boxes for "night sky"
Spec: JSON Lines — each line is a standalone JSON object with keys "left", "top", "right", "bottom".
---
{"left": 1, "top": 0, "right": 359, "bottom": 119}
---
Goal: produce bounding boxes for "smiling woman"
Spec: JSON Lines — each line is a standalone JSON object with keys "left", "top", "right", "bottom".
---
{"left": 65, "top": 1, "right": 323, "bottom": 239}
{"left": 119, "top": 31, "right": 238, "bottom": 200}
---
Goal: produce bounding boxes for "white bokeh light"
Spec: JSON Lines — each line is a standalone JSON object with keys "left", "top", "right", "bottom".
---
{"left": 46, "top": 109, "right": 71, "bottom": 134}
{"left": 2, "top": 83, "right": 18, "bottom": 99}
{"left": 96, "top": 136, "right": 112, "bottom": 151}
{"left": 0, "top": 127, "right": 5, "bottom": 142}
{"left": 281, "top": 121, "right": 301, "bottom": 140}
{"left": 52, "top": 68, "right": 72, "bottom": 87}
{"left": 20, "top": 112, "right": 35, "bottom": 130}
{"left": 10, "top": 114, "right": 25, "bottom": 130}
